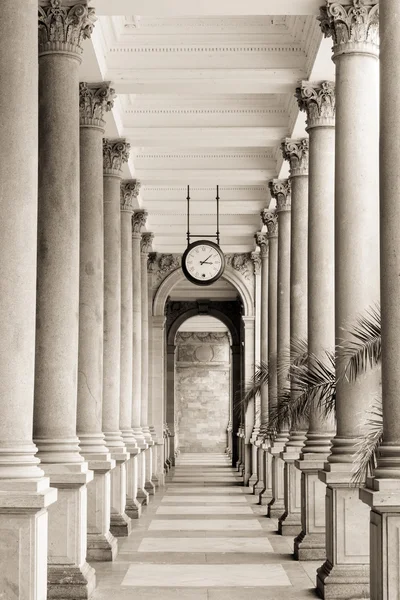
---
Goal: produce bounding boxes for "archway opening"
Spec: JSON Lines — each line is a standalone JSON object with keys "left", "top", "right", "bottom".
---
{"left": 174, "top": 316, "right": 232, "bottom": 454}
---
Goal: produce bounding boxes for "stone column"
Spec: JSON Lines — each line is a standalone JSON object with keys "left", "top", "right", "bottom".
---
{"left": 249, "top": 250, "right": 262, "bottom": 489}
{"left": 0, "top": 2, "right": 57, "bottom": 597}
{"left": 242, "top": 316, "right": 256, "bottom": 486}
{"left": 131, "top": 210, "right": 150, "bottom": 506}
{"left": 102, "top": 138, "right": 132, "bottom": 538}
{"left": 150, "top": 315, "right": 167, "bottom": 485}
{"left": 278, "top": 139, "right": 309, "bottom": 536}
{"left": 253, "top": 236, "right": 271, "bottom": 499}
{"left": 294, "top": 81, "right": 336, "bottom": 561}
{"left": 120, "top": 183, "right": 143, "bottom": 521}
{"left": 359, "top": 2, "right": 400, "bottom": 598}
{"left": 77, "top": 82, "right": 117, "bottom": 562}
{"left": 267, "top": 180, "right": 291, "bottom": 519}
{"left": 35, "top": 3, "right": 96, "bottom": 596}
{"left": 317, "top": 3, "right": 380, "bottom": 598}
{"left": 141, "top": 233, "right": 157, "bottom": 494}
{"left": 261, "top": 211, "right": 278, "bottom": 507}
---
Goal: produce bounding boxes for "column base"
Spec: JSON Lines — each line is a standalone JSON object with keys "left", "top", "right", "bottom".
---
{"left": 137, "top": 488, "right": 150, "bottom": 506}
{"left": 145, "top": 480, "right": 156, "bottom": 495}
{"left": 248, "top": 474, "right": 258, "bottom": 487}
{"left": 294, "top": 531, "right": 326, "bottom": 561}
{"left": 48, "top": 561, "right": 96, "bottom": 600}
{"left": 253, "top": 480, "right": 264, "bottom": 494}
{"left": 278, "top": 514, "right": 302, "bottom": 536}
{"left": 110, "top": 511, "right": 132, "bottom": 537}
{"left": 259, "top": 487, "right": 273, "bottom": 505}
{"left": 316, "top": 562, "right": 369, "bottom": 600}
{"left": 87, "top": 530, "right": 118, "bottom": 562}
{"left": 126, "top": 496, "right": 142, "bottom": 519}
{"left": 268, "top": 499, "right": 286, "bottom": 519}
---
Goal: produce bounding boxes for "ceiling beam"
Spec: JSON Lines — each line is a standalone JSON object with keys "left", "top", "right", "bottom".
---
{"left": 93, "top": 0, "right": 322, "bottom": 17}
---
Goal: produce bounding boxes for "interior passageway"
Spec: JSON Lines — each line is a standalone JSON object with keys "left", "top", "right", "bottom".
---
{"left": 92, "top": 454, "right": 318, "bottom": 599}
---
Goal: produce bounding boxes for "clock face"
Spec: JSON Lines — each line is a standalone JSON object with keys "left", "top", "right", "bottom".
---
{"left": 183, "top": 242, "right": 224, "bottom": 285}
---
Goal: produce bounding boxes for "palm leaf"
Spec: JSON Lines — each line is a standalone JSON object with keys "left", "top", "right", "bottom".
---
{"left": 340, "top": 304, "right": 381, "bottom": 382}
{"left": 352, "top": 400, "right": 383, "bottom": 485}
{"left": 289, "top": 350, "right": 336, "bottom": 417}
{"left": 236, "top": 361, "right": 269, "bottom": 414}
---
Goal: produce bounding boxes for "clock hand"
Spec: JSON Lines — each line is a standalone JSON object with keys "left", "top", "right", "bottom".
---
{"left": 201, "top": 261, "right": 213, "bottom": 265}
{"left": 200, "top": 254, "right": 212, "bottom": 265}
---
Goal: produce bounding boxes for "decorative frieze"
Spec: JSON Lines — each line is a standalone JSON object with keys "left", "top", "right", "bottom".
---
{"left": 255, "top": 232, "right": 268, "bottom": 259}
{"left": 268, "top": 179, "right": 291, "bottom": 212}
{"left": 120, "top": 180, "right": 141, "bottom": 213}
{"left": 176, "top": 331, "right": 229, "bottom": 344}
{"left": 38, "top": 0, "right": 96, "bottom": 57}
{"left": 149, "top": 253, "right": 181, "bottom": 285}
{"left": 103, "top": 139, "right": 130, "bottom": 176}
{"left": 132, "top": 208, "right": 147, "bottom": 235}
{"left": 261, "top": 210, "right": 278, "bottom": 238}
{"left": 141, "top": 232, "right": 154, "bottom": 254}
{"left": 295, "top": 81, "right": 336, "bottom": 129}
{"left": 225, "top": 253, "right": 254, "bottom": 282}
{"left": 281, "top": 138, "right": 309, "bottom": 177}
{"left": 79, "top": 82, "right": 115, "bottom": 129}
{"left": 319, "top": 0, "right": 379, "bottom": 55}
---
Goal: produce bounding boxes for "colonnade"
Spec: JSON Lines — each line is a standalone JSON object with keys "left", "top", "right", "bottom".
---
{"left": 247, "top": 1, "right": 400, "bottom": 599}
{"left": 0, "top": 1, "right": 165, "bottom": 597}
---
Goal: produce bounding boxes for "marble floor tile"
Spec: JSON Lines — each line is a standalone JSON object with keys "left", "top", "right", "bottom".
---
{"left": 162, "top": 496, "right": 248, "bottom": 503}
{"left": 138, "top": 537, "right": 274, "bottom": 553}
{"left": 121, "top": 564, "right": 291, "bottom": 587}
{"left": 156, "top": 505, "right": 253, "bottom": 515}
{"left": 149, "top": 519, "right": 263, "bottom": 531}
{"left": 165, "top": 487, "right": 244, "bottom": 493}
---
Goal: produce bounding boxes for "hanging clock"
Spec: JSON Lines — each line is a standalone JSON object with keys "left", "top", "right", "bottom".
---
{"left": 181, "top": 186, "right": 225, "bottom": 286}
{"left": 182, "top": 240, "right": 225, "bottom": 286}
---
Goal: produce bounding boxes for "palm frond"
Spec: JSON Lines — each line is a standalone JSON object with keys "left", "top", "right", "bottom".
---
{"left": 277, "top": 337, "right": 308, "bottom": 379}
{"left": 236, "top": 361, "right": 269, "bottom": 414}
{"left": 289, "top": 350, "right": 336, "bottom": 417}
{"left": 340, "top": 304, "right": 381, "bottom": 382}
{"left": 352, "top": 399, "right": 383, "bottom": 485}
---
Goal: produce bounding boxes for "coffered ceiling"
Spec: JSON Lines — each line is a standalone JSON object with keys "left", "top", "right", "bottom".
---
{"left": 83, "top": 1, "right": 335, "bottom": 253}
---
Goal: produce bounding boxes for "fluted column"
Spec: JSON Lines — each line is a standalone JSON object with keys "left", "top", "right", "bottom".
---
{"left": 279, "top": 139, "right": 309, "bottom": 536}
{"left": 0, "top": 2, "right": 57, "bottom": 597}
{"left": 141, "top": 233, "right": 157, "bottom": 494}
{"left": 317, "top": 3, "right": 380, "bottom": 598}
{"left": 359, "top": 2, "right": 400, "bottom": 597}
{"left": 35, "top": 2, "right": 96, "bottom": 596}
{"left": 77, "top": 82, "right": 117, "bottom": 562}
{"left": 102, "top": 139, "right": 132, "bottom": 538}
{"left": 267, "top": 181, "right": 291, "bottom": 519}
{"left": 294, "top": 81, "right": 336, "bottom": 561}
{"left": 120, "top": 183, "right": 143, "bottom": 521}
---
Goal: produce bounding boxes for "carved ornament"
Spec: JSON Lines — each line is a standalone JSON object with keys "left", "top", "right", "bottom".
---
{"left": 79, "top": 82, "right": 115, "bottom": 128}
{"left": 103, "top": 139, "right": 130, "bottom": 175}
{"left": 268, "top": 179, "right": 291, "bottom": 212}
{"left": 149, "top": 253, "right": 181, "bottom": 284}
{"left": 281, "top": 138, "right": 309, "bottom": 177}
{"left": 120, "top": 181, "right": 140, "bottom": 213}
{"left": 295, "top": 81, "right": 336, "bottom": 129}
{"left": 261, "top": 210, "right": 278, "bottom": 239}
{"left": 250, "top": 251, "right": 262, "bottom": 275}
{"left": 132, "top": 208, "right": 147, "bottom": 234}
{"left": 319, "top": 0, "right": 379, "bottom": 56}
{"left": 38, "top": 0, "right": 96, "bottom": 57}
{"left": 254, "top": 232, "right": 268, "bottom": 259}
{"left": 141, "top": 232, "right": 154, "bottom": 254}
{"left": 225, "top": 253, "right": 254, "bottom": 282}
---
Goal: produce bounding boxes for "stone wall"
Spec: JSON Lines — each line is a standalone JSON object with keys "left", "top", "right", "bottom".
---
{"left": 175, "top": 331, "right": 230, "bottom": 453}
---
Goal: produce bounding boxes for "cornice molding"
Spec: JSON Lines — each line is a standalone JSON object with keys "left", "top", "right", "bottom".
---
{"left": 38, "top": 0, "right": 96, "bottom": 57}
{"left": 110, "top": 44, "right": 304, "bottom": 54}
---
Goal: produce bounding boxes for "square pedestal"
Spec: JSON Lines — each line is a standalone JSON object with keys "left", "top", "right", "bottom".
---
{"left": 86, "top": 466, "right": 118, "bottom": 561}
{"left": 268, "top": 449, "right": 285, "bottom": 518}
{"left": 110, "top": 459, "right": 132, "bottom": 537}
{"left": 278, "top": 456, "right": 302, "bottom": 536}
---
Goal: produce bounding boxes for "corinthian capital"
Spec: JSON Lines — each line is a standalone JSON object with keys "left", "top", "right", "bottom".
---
{"left": 295, "top": 81, "right": 336, "bottom": 129}
{"left": 319, "top": 0, "right": 379, "bottom": 56}
{"left": 255, "top": 232, "right": 268, "bottom": 258}
{"left": 103, "top": 139, "right": 130, "bottom": 176}
{"left": 79, "top": 82, "right": 115, "bottom": 129}
{"left": 141, "top": 232, "right": 154, "bottom": 254}
{"left": 132, "top": 209, "right": 148, "bottom": 235}
{"left": 250, "top": 251, "right": 262, "bottom": 275}
{"left": 120, "top": 180, "right": 141, "bottom": 213}
{"left": 281, "top": 138, "right": 309, "bottom": 177}
{"left": 38, "top": 1, "right": 96, "bottom": 57}
{"left": 268, "top": 179, "right": 291, "bottom": 213}
{"left": 261, "top": 210, "right": 278, "bottom": 239}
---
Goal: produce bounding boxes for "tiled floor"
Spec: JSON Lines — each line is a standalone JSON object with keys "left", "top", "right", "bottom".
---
{"left": 91, "top": 453, "right": 320, "bottom": 599}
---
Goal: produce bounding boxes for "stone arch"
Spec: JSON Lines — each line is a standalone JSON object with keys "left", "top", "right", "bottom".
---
{"left": 152, "top": 264, "right": 254, "bottom": 318}
{"left": 167, "top": 307, "right": 239, "bottom": 347}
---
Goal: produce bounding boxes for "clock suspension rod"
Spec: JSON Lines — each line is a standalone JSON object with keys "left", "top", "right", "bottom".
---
{"left": 186, "top": 184, "right": 190, "bottom": 246}
{"left": 216, "top": 185, "right": 220, "bottom": 246}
